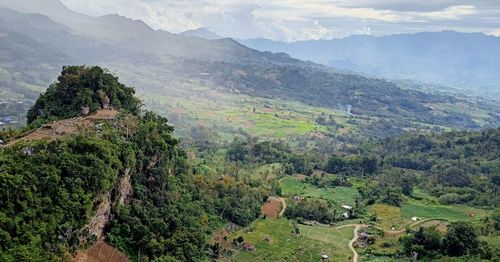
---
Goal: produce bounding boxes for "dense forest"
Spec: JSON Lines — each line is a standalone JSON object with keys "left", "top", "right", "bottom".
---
{"left": 0, "top": 66, "right": 274, "bottom": 261}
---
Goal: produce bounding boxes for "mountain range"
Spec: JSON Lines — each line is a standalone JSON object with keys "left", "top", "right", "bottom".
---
{"left": 240, "top": 31, "right": 500, "bottom": 100}
{"left": 0, "top": 0, "right": 499, "bottom": 134}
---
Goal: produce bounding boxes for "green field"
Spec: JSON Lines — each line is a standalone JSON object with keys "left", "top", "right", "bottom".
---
{"left": 401, "top": 199, "right": 490, "bottom": 221}
{"left": 225, "top": 218, "right": 354, "bottom": 262}
{"left": 280, "top": 176, "right": 359, "bottom": 207}
{"left": 369, "top": 200, "right": 490, "bottom": 230}
{"left": 140, "top": 82, "right": 365, "bottom": 142}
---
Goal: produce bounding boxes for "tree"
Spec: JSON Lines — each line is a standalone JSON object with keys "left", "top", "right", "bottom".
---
{"left": 27, "top": 66, "right": 141, "bottom": 124}
{"left": 208, "top": 243, "right": 223, "bottom": 261}
{"left": 361, "top": 156, "right": 378, "bottom": 175}
{"left": 442, "top": 222, "right": 479, "bottom": 256}
{"left": 400, "top": 226, "right": 441, "bottom": 260}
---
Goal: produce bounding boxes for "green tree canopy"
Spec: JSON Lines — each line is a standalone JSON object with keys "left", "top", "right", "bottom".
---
{"left": 27, "top": 66, "right": 141, "bottom": 124}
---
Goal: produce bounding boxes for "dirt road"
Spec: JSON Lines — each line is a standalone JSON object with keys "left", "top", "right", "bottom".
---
{"left": 333, "top": 219, "right": 439, "bottom": 262}
{"left": 277, "top": 197, "right": 286, "bottom": 217}
{"left": 333, "top": 224, "right": 367, "bottom": 262}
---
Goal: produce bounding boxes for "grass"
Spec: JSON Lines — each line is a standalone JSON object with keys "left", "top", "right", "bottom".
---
{"left": 429, "top": 102, "right": 492, "bottom": 126}
{"left": 401, "top": 199, "right": 490, "bottom": 221}
{"left": 280, "top": 176, "right": 358, "bottom": 207}
{"left": 251, "top": 163, "right": 284, "bottom": 179}
{"left": 369, "top": 199, "right": 490, "bottom": 230}
{"left": 298, "top": 225, "right": 353, "bottom": 261}
{"left": 225, "top": 218, "right": 354, "bottom": 262}
{"left": 369, "top": 204, "right": 406, "bottom": 229}
{"left": 140, "top": 81, "right": 363, "bottom": 142}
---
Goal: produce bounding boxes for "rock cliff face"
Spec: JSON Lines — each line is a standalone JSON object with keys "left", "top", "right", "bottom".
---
{"left": 117, "top": 168, "right": 133, "bottom": 206}
{"left": 77, "top": 167, "right": 134, "bottom": 261}
{"left": 87, "top": 193, "right": 111, "bottom": 240}
{"left": 86, "top": 168, "right": 133, "bottom": 240}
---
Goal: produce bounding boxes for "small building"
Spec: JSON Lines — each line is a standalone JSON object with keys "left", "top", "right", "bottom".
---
{"left": 0, "top": 122, "right": 4, "bottom": 126}
{"left": 341, "top": 205, "right": 353, "bottom": 210}
{"left": 411, "top": 216, "right": 418, "bottom": 221}
{"left": 342, "top": 212, "right": 350, "bottom": 218}
{"left": 321, "top": 254, "right": 329, "bottom": 261}
{"left": 0, "top": 139, "right": 4, "bottom": 145}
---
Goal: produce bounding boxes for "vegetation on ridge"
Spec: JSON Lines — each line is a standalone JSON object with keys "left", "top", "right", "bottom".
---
{"left": 26, "top": 66, "right": 141, "bottom": 124}
{"left": 0, "top": 66, "right": 273, "bottom": 261}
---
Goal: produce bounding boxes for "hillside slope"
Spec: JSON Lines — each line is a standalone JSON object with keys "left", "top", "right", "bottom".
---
{"left": 0, "top": 3, "right": 498, "bottom": 135}
{"left": 241, "top": 31, "right": 500, "bottom": 99}
{"left": 0, "top": 66, "right": 271, "bottom": 261}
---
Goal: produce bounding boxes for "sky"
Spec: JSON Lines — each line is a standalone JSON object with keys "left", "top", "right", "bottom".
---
{"left": 60, "top": 0, "right": 500, "bottom": 42}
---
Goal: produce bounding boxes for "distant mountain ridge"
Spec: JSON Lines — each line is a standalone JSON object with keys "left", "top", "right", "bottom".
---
{"left": 179, "top": 27, "right": 222, "bottom": 40}
{"left": 0, "top": 2, "right": 499, "bottom": 133}
{"left": 240, "top": 31, "right": 500, "bottom": 100}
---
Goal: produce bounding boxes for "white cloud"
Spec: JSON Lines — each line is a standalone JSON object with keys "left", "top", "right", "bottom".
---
{"left": 489, "top": 29, "right": 500, "bottom": 36}
{"left": 60, "top": 0, "right": 500, "bottom": 41}
{"left": 418, "top": 5, "right": 477, "bottom": 20}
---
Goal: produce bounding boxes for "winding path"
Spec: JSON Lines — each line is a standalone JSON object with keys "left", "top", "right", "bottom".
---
{"left": 277, "top": 197, "right": 286, "bottom": 217}
{"left": 333, "top": 224, "right": 366, "bottom": 262}
{"left": 332, "top": 219, "right": 439, "bottom": 262}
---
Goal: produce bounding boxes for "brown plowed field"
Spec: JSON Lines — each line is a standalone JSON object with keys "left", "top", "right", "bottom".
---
{"left": 74, "top": 241, "right": 129, "bottom": 262}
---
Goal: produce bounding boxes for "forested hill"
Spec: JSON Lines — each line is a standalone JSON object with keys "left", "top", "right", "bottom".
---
{"left": 0, "top": 66, "right": 274, "bottom": 261}
{"left": 0, "top": 2, "right": 499, "bottom": 133}
{"left": 370, "top": 128, "right": 500, "bottom": 206}
{"left": 240, "top": 31, "right": 500, "bottom": 100}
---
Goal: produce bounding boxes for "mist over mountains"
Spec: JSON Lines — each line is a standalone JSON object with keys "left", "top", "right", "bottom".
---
{"left": 240, "top": 31, "right": 500, "bottom": 100}
{"left": 0, "top": 0, "right": 499, "bottom": 133}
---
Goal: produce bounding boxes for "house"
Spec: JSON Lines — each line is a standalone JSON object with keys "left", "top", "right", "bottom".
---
{"left": 342, "top": 212, "right": 350, "bottom": 218}
{"left": 411, "top": 216, "right": 418, "bottom": 221}
{"left": 321, "top": 254, "right": 329, "bottom": 261}
{"left": 0, "top": 139, "right": 4, "bottom": 145}
{"left": 341, "top": 205, "right": 352, "bottom": 210}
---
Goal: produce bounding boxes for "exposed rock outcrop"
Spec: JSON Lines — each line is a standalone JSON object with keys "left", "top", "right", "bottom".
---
{"left": 117, "top": 168, "right": 133, "bottom": 206}
{"left": 87, "top": 193, "right": 111, "bottom": 240}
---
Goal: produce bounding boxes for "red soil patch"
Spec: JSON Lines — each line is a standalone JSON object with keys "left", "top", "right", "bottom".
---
{"left": 261, "top": 197, "right": 283, "bottom": 219}
{"left": 74, "top": 241, "right": 129, "bottom": 262}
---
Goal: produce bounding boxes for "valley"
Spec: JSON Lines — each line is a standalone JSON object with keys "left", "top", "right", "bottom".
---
{"left": 0, "top": 1, "right": 499, "bottom": 262}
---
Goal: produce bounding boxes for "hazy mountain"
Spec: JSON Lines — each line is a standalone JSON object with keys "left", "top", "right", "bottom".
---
{"left": 180, "top": 27, "right": 222, "bottom": 40}
{"left": 0, "top": 3, "right": 498, "bottom": 132}
{"left": 0, "top": 0, "right": 90, "bottom": 26}
{"left": 241, "top": 32, "right": 500, "bottom": 99}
